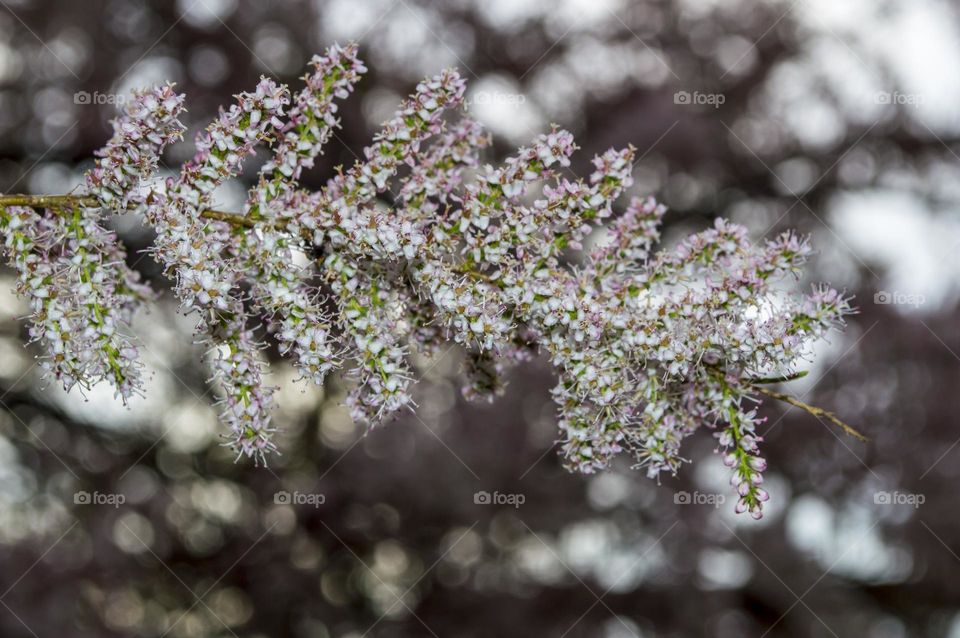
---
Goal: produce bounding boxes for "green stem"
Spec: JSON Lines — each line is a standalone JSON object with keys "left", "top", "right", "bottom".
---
{"left": 0, "top": 194, "right": 254, "bottom": 228}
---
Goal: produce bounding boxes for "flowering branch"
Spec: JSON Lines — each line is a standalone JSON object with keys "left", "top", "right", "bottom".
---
{"left": 0, "top": 42, "right": 860, "bottom": 517}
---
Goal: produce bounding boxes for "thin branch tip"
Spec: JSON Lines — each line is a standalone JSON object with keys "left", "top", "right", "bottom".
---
{"left": 755, "top": 386, "right": 868, "bottom": 442}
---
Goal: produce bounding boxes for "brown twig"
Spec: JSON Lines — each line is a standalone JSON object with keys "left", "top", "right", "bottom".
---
{"left": 750, "top": 370, "right": 809, "bottom": 384}
{"left": 754, "top": 386, "right": 868, "bottom": 441}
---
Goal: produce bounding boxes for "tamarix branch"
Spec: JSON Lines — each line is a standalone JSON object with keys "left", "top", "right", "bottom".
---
{"left": 0, "top": 43, "right": 860, "bottom": 519}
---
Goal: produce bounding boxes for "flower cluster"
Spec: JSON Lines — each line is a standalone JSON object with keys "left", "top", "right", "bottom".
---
{"left": 0, "top": 44, "right": 854, "bottom": 514}
{"left": 0, "top": 86, "right": 184, "bottom": 400}
{"left": 0, "top": 206, "right": 147, "bottom": 399}
{"left": 86, "top": 84, "right": 186, "bottom": 214}
{"left": 151, "top": 77, "right": 291, "bottom": 459}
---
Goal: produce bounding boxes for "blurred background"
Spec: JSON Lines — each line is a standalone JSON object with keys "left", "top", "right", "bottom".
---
{"left": 0, "top": 0, "right": 959, "bottom": 636}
